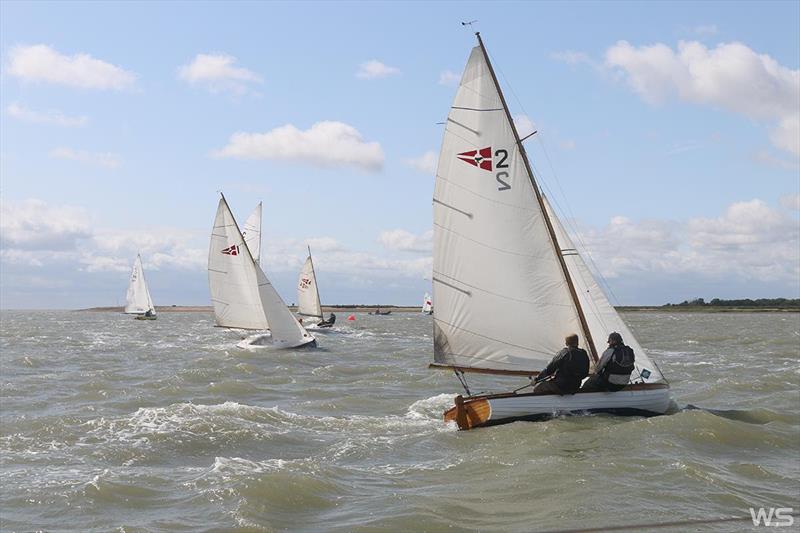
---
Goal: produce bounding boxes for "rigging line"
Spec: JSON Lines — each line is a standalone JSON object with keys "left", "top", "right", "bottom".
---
{"left": 484, "top": 43, "right": 623, "bottom": 308}
{"left": 454, "top": 369, "right": 471, "bottom": 396}
{"left": 535, "top": 136, "right": 623, "bottom": 308}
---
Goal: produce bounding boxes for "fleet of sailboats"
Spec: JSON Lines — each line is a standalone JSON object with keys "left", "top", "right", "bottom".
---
{"left": 428, "top": 33, "right": 671, "bottom": 429}
{"left": 113, "top": 32, "right": 673, "bottom": 431}
{"left": 124, "top": 254, "right": 156, "bottom": 320}
{"left": 208, "top": 194, "right": 316, "bottom": 348}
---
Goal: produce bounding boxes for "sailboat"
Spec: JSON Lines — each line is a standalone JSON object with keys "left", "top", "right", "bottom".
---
{"left": 297, "top": 246, "right": 331, "bottom": 328}
{"left": 208, "top": 194, "right": 316, "bottom": 348}
{"left": 125, "top": 254, "right": 156, "bottom": 320}
{"left": 422, "top": 292, "right": 433, "bottom": 315}
{"left": 429, "top": 33, "right": 671, "bottom": 430}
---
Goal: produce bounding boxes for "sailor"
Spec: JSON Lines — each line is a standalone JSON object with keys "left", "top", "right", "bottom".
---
{"left": 144, "top": 309, "right": 154, "bottom": 317}
{"left": 582, "top": 332, "right": 635, "bottom": 392}
{"left": 532, "top": 334, "right": 590, "bottom": 395}
{"left": 318, "top": 313, "right": 336, "bottom": 327}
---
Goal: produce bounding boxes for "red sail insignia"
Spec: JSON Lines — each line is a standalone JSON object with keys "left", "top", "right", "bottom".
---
{"left": 457, "top": 147, "right": 492, "bottom": 171}
{"left": 221, "top": 245, "right": 239, "bottom": 256}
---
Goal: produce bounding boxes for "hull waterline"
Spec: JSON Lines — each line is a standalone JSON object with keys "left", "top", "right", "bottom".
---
{"left": 444, "top": 383, "right": 671, "bottom": 430}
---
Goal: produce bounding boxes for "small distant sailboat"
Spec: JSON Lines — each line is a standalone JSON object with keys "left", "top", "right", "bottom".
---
{"left": 125, "top": 254, "right": 156, "bottom": 320}
{"left": 430, "top": 33, "right": 671, "bottom": 430}
{"left": 297, "top": 246, "right": 334, "bottom": 329}
{"left": 209, "top": 194, "right": 316, "bottom": 348}
{"left": 422, "top": 293, "right": 433, "bottom": 315}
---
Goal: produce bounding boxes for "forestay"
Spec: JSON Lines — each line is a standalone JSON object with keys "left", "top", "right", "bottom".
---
{"left": 297, "top": 251, "right": 323, "bottom": 318}
{"left": 432, "top": 43, "right": 586, "bottom": 374}
{"left": 543, "top": 196, "right": 663, "bottom": 383}
{"left": 242, "top": 202, "right": 262, "bottom": 265}
{"left": 125, "top": 254, "right": 155, "bottom": 314}
{"left": 208, "top": 197, "right": 269, "bottom": 330}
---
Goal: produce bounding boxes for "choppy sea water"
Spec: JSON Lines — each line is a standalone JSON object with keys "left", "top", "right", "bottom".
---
{"left": 1, "top": 310, "right": 798, "bottom": 532}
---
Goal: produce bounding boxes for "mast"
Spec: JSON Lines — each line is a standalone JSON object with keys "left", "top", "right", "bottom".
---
{"left": 308, "top": 245, "right": 323, "bottom": 317}
{"left": 475, "top": 32, "right": 598, "bottom": 362}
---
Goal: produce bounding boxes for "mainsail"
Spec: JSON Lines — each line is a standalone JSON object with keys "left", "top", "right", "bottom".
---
{"left": 432, "top": 38, "right": 588, "bottom": 374}
{"left": 208, "top": 196, "right": 270, "bottom": 330}
{"left": 124, "top": 254, "right": 155, "bottom": 314}
{"left": 297, "top": 247, "right": 323, "bottom": 318}
{"left": 242, "top": 202, "right": 262, "bottom": 265}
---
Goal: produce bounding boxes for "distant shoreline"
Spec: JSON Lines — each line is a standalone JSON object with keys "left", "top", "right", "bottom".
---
{"left": 76, "top": 305, "right": 799, "bottom": 313}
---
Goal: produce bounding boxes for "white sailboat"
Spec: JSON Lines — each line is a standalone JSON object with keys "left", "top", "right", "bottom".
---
{"left": 297, "top": 246, "right": 326, "bottom": 327}
{"left": 430, "top": 33, "right": 671, "bottom": 430}
{"left": 209, "top": 194, "right": 316, "bottom": 348}
{"left": 422, "top": 292, "right": 433, "bottom": 315}
{"left": 124, "top": 254, "right": 156, "bottom": 319}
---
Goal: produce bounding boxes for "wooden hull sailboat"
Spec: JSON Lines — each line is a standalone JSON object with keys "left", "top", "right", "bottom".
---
{"left": 430, "top": 33, "right": 671, "bottom": 430}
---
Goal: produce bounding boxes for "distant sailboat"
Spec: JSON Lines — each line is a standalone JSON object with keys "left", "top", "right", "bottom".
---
{"left": 430, "top": 33, "right": 671, "bottom": 429}
{"left": 422, "top": 293, "right": 433, "bottom": 315}
{"left": 209, "top": 194, "right": 315, "bottom": 348}
{"left": 125, "top": 254, "right": 156, "bottom": 320}
{"left": 297, "top": 246, "right": 327, "bottom": 326}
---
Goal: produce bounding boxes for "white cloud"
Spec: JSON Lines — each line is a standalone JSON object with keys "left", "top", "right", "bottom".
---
{"left": 551, "top": 50, "right": 596, "bottom": 68}
{"left": 779, "top": 193, "right": 800, "bottom": 211}
{"left": 356, "top": 60, "right": 400, "bottom": 80}
{"left": 212, "top": 121, "right": 384, "bottom": 172}
{"left": 752, "top": 149, "right": 800, "bottom": 171}
{"left": 405, "top": 151, "right": 437, "bottom": 174}
{"left": 514, "top": 114, "right": 536, "bottom": 138}
{"left": 177, "top": 53, "right": 262, "bottom": 94}
{"left": 605, "top": 40, "right": 800, "bottom": 155}
{"left": 0, "top": 199, "right": 91, "bottom": 252}
{"left": 49, "top": 147, "right": 121, "bottom": 168}
{"left": 438, "top": 70, "right": 460, "bottom": 86}
{"left": 6, "top": 103, "right": 88, "bottom": 127}
{"left": 378, "top": 229, "right": 433, "bottom": 253}
{"left": 576, "top": 199, "right": 799, "bottom": 283}
{"left": 304, "top": 237, "right": 343, "bottom": 252}
{"left": 7, "top": 44, "right": 135, "bottom": 90}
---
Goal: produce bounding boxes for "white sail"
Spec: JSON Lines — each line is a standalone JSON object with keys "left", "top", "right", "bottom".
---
{"left": 256, "top": 262, "right": 316, "bottom": 347}
{"left": 297, "top": 251, "right": 323, "bottom": 318}
{"left": 124, "top": 254, "right": 155, "bottom": 314}
{"left": 543, "top": 196, "right": 663, "bottom": 383}
{"left": 208, "top": 197, "right": 269, "bottom": 330}
{"left": 242, "top": 202, "right": 262, "bottom": 265}
{"left": 432, "top": 44, "right": 586, "bottom": 374}
{"left": 422, "top": 293, "right": 433, "bottom": 314}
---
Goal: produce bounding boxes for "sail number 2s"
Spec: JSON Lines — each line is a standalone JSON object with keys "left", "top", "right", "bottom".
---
{"left": 494, "top": 149, "right": 510, "bottom": 191}
{"left": 456, "top": 146, "right": 511, "bottom": 191}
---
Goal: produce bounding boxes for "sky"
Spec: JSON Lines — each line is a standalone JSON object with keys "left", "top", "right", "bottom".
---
{"left": 1, "top": 0, "right": 798, "bottom": 309}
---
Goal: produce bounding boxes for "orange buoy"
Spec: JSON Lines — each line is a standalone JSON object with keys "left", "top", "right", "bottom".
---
{"left": 347, "top": 314, "right": 355, "bottom": 321}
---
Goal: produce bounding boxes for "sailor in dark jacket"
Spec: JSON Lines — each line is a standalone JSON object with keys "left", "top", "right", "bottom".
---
{"left": 532, "top": 334, "right": 590, "bottom": 395}
{"left": 582, "top": 332, "right": 635, "bottom": 392}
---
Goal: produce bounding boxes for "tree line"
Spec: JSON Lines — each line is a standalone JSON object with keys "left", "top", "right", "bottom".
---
{"left": 665, "top": 298, "right": 800, "bottom": 308}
